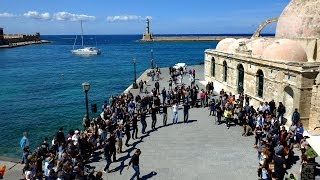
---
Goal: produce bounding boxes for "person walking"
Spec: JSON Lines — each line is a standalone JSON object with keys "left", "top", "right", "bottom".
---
{"left": 183, "top": 102, "right": 190, "bottom": 123}
{"left": 127, "top": 149, "right": 141, "bottom": 180}
{"left": 103, "top": 139, "right": 112, "bottom": 173}
{"left": 172, "top": 102, "right": 179, "bottom": 124}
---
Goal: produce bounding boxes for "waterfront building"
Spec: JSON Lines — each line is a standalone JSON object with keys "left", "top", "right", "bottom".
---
{"left": 204, "top": 0, "right": 320, "bottom": 131}
{"left": 0, "top": 27, "right": 4, "bottom": 45}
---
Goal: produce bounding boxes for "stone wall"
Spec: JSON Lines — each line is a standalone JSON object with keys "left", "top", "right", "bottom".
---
{"left": 204, "top": 49, "right": 319, "bottom": 127}
{"left": 309, "top": 74, "right": 320, "bottom": 130}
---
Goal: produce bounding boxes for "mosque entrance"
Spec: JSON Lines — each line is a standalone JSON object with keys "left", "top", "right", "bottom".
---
{"left": 237, "top": 64, "right": 244, "bottom": 93}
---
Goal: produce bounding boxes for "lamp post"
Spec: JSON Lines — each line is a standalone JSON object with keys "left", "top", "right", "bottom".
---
{"left": 150, "top": 49, "right": 154, "bottom": 69}
{"left": 132, "top": 58, "right": 139, "bottom": 89}
{"left": 82, "top": 82, "right": 90, "bottom": 119}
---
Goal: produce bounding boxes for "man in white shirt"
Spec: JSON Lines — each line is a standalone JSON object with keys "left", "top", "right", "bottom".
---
{"left": 172, "top": 102, "right": 179, "bottom": 124}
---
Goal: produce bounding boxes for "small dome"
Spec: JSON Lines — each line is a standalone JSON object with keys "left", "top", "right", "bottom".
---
{"left": 262, "top": 39, "right": 307, "bottom": 62}
{"left": 227, "top": 38, "right": 250, "bottom": 53}
{"left": 247, "top": 38, "right": 274, "bottom": 57}
{"left": 216, "top": 38, "right": 236, "bottom": 52}
{"left": 276, "top": 0, "right": 320, "bottom": 39}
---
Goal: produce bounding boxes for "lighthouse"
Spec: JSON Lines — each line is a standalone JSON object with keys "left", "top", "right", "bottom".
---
{"left": 142, "top": 18, "right": 153, "bottom": 41}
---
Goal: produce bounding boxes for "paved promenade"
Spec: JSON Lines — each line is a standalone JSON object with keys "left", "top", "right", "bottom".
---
{"left": 2, "top": 64, "right": 303, "bottom": 179}
{"left": 90, "top": 65, "right": 259, "bottom": 180}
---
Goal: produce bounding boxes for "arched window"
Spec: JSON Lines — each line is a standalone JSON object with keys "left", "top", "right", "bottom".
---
{"left": 256, "top": 70, "right": 264, "bottom": 98}
{"left": 237, "top": 64, "right": 244, "bottom": 93}
{"left": 211, "top": 57, "right": 215, "bottom": 77}
{"left": 223, "top": 61, "right": 227, "bottom": 82}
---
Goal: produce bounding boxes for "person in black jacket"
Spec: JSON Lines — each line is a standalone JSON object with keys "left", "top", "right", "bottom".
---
{"left": 56, "top": 127, "right": 65, "bottom": 146}
{"left": 103, "top": 140, "right": 112, "bottom": 173}
{"left": 127, "top": 149, "right": 141, "bottom": 180}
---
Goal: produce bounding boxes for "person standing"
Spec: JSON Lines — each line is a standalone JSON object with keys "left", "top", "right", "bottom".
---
{"left": 172, "top": 102, "right": 179, "bottom": 124}
{"left": 209, "top": 100, "right": 215, "bottom": 116}
{"left": 161, "top": 88, "right": 167, "bottom": 105}
{"left": 162, "top": 104, "right": 168, "bottom": 126}
{"left": 115, "top": 125, "right": 123, "bottom": 153}
{"left": 125, "top": 121, "right": 131, "bottom": 147}
{"left": 183, "top": 102, "right": 190, "bottom": 123}
{"left": 224, "top": 107, "right": 232, "bottom": 129}
{"left": 151, "top": 105, "right": 157, "bottom": 130}
{"left": 132, "top": 115, "right": 138, "bottom": 139}
{"left": 155, "top": 81, "right": 160, "bottom": 94}
{"left": 291, "top": 108, "right": 300, "bottom": 126}
{"left": 277, "top": 102, "right": 286, "bottom": 125}
{"left": 103, "top": 140, "right": 112, "bottom": 173}
{"left": 139, "top": 80, "right": 144, "bottom": 93}
{"left": 20, "top": 132, "right": 29, "bottom": 163}
{"left": 168, "top": 78, "right": 173, "bottom": 91}
{"left": 127, "top": 149, "right": 141, "bottom": 180}
{"left": 140, "top": 109, "right": 147, "bottom": 134}
{"left": 108, "top": 133, "right": 117, "bottom": 162}
{"left": 56, "top": 127, "right": 66, "bottom": 146}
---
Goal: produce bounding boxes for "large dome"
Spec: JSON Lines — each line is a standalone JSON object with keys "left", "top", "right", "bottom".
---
{"left": 216, "top": 38, "right": 236, "bottom": 52}
{"left": 247, "top": 38, "right": 274, "bottom": 57}
{"left": 276, "top": 0, "right": 320, "bottom": 39}
{"left": 262, "top": 39, "right": 308, "bottom": 62}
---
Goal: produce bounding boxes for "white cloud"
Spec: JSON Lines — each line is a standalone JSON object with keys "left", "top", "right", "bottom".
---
{"left": 53, "top": 12, "right": 95, "bottom": 21}
{"left": 23, "top": 11, "right": 51, "bottom": 20}
{"left": 106, "top": 15, "right": 152, "bottom": 22}
{"left": 0, "top": 12, "right": 16, "bottom": 18}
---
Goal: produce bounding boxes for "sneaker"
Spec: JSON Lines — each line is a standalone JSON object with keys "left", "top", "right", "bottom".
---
{"left": 227, "top": 127, "right": 229, "bottom": 129}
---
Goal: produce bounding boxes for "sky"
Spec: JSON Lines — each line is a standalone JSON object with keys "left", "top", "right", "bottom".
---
{"left": 0, "top": 0, "right": 290, "bottom": 35}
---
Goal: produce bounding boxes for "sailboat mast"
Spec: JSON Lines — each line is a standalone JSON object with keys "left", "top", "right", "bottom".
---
{"left": 81, "top": 20, "right": 84, "bottom": 48}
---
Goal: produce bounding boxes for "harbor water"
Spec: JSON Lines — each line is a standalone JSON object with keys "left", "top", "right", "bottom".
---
{"left": 0, "top": 35, "right": 217, "bottom": 159}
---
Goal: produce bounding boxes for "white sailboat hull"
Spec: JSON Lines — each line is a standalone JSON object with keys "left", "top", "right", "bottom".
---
{"left": 71, "top": 47, "right": 101, "bottom": 55}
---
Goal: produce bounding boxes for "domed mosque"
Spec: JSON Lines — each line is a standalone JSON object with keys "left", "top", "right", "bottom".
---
{"left": 204, "top": 0, "right": 320, "bottom": 131}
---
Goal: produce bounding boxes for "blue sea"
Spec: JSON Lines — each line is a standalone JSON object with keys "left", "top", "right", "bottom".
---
{"left": 0, "top": 35, "right": 217, "bottom": 159}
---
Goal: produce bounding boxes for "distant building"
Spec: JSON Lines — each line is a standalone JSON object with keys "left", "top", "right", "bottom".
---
{"left": 204, "top": 0, "right": 320, "bottom": 130}
{"left": 142, "top": 18, "right": 153, "bottom": 41}
{"left": 0, "top": 27, "right": 40, "bottom": 46}
{"left": 0, "top": 27, "right": 4, "bottom": 45}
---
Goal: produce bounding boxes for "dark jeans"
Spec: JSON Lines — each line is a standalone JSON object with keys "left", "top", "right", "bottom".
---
{"left": 141, "top": 119, "right": 147, "bottom": 134}
{"left": 130, "top": 165, "right": 140, "bottom": 180}
{"left": 163, "top": 113, "right": 167, "bottom": 126}
{"left": 125, "top": 132, "right": 131, "bottom": 145}
{"left": 104, "top": 156, "right": 111, "bottom": 171}
{"left": 152, "top": 115, "right": 157, "bottom": 129}
{"left": 255, "top": 134, "right": 262, "bottom": 146}
{"left": 184, "top": 112, "right": 189, "bottom": 123}
{"left": 132, "top": 125, "right": 138, "bottom": 139}
{"left": 110, "top": 148, "right": 116, "bottom": 162}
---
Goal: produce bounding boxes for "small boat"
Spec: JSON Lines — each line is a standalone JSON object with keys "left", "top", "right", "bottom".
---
{"left": 71, "top": 21, "right": 101, "bottom": 55}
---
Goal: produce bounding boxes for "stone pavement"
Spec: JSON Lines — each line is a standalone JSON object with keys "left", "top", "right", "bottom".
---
{"left": 2, "top": 64, "right": 303, "bottom": 180}
{"left": 88, "top": 65, "right": 265, "bottom": 180}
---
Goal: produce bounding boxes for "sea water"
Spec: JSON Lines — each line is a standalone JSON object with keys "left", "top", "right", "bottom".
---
{"left": 0, "top": 35, "right": 217, "bottom": 159}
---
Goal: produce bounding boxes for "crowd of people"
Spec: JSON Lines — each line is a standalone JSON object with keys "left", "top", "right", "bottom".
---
{"left": 18, "top": 64, "right": 318, "bottom": 180}
{"left": 205, "top": 87, "right": 319, "bottom": 180}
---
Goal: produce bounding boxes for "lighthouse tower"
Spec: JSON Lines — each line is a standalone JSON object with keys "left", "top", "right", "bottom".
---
{"left": 142, "top": 18, "right": 153, "bottom": 41}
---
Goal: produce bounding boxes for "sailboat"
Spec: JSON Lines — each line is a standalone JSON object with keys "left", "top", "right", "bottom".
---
{"left": 71, "top": 21, "right": 101, "bottom": 55}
